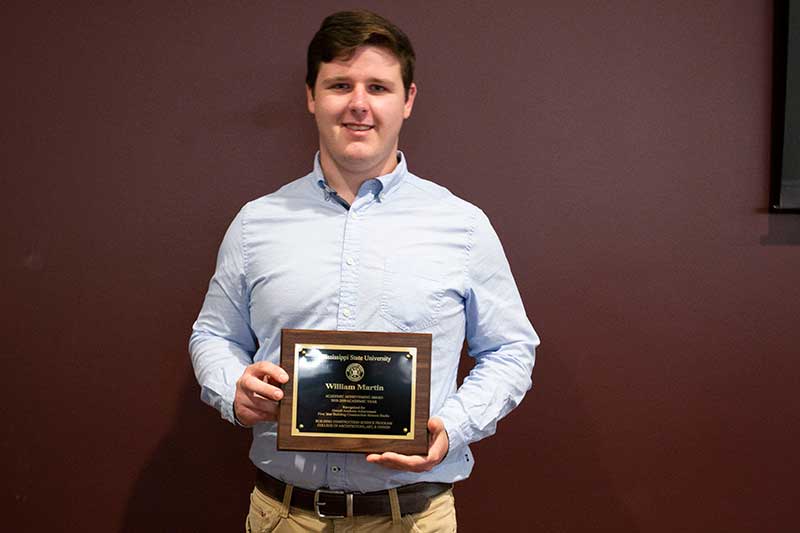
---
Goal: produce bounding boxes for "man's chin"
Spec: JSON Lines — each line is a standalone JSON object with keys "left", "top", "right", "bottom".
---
{"left": 339, "top": 148, "right": 384, "bottom": 167}
{"left": 321, "top": 144, "right": 397, "bottom": 176}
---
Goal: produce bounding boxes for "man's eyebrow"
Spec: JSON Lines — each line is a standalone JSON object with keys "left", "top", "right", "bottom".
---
{"left": 320, "top": 76, "right": 351, "bottom": 84}
{"left": 366, "top": 77, "right": 396, "bottom": 87}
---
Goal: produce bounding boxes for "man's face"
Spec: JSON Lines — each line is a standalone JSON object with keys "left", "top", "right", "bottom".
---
{"left": 307, "top": 45, "right": 417, "bottom": 179}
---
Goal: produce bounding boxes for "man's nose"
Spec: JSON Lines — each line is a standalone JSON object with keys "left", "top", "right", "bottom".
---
{"left": 348, "top": 86, "right": 369, "bottom": 115}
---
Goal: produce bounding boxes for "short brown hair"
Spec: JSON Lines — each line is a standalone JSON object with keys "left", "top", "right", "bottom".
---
{"left": 306, "top": 10, "right": 416, "bottom": 98}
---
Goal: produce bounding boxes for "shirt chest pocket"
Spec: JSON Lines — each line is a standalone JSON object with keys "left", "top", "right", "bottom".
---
{"left": 380, "top": 256, "right": 447, "bottom": 332}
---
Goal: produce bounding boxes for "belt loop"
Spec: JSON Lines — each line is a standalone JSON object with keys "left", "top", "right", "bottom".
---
{"left": 280, "top": 484, "right": 293, "bottom": 518}
{"left": 388, "top": 488, "right": 401, "bottom": 524}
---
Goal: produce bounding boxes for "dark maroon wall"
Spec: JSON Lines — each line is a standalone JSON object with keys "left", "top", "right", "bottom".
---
{"left": 3, "top": 2, "right": 799, "bottom": 532}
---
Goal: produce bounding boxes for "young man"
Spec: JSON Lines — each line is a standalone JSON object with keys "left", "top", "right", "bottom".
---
{"left": 190, "top": 10, "right": 539, "bottom": 532}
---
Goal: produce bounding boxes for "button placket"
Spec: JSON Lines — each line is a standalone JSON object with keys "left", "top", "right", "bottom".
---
{"left": 331, "top": 201, "right": 367, "bottom": 487}
{"left": 337, "top": 208, "right": 362, "bottom": 331}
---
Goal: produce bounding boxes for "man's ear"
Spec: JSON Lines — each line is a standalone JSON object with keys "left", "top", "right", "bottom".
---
{"left": 306, "top": 85, "right": 315, "bottom": 114}
{"left": 403, "top": 83, "right": 417, "bottom": 119}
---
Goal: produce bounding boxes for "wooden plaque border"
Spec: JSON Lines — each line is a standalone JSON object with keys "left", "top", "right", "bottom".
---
{"left": 277, "top": 329, "right": 431, "bottom": 455}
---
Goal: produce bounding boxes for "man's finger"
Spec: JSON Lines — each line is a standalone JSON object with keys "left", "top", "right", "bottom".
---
{"left": 242, "top": 373, "right": 285, "bottom": 401}
{"left": 365, "top": 417, "right": 450, "bottom": 472}
{"left": 244, "top": 394, "right": 281, "bottom": 414}
{"left": 247, "top": 361, "right": 289, "bottom": 383}
{"left": 365, "top": 452, "right": 433, "bottom": 473}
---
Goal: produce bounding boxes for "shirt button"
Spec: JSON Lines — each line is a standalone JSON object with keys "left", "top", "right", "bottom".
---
{"left": 342, "top": 308, "right": 351, "bottom": 318}
{"left": 331, "top": 465, "right": 341, "bottom": 473}
{"left": 346, "top": 257, "right": 355, "bottom": 266}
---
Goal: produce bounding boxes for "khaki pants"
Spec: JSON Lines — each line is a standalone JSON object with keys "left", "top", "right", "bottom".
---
{"left": 245, "top": 484, "right": 457, "bottom": 532}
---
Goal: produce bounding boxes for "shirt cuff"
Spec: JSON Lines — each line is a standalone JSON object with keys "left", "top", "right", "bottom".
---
{"left": 201, "top": 382, "right": 239, "bottom": 426}
{"left": 434, "top": 411, "right": 468, "bottom": 456}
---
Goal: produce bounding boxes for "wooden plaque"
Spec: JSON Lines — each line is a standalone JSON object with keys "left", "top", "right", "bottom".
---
{"left": 277, "top": 329, "right": 431, "bottom": 455}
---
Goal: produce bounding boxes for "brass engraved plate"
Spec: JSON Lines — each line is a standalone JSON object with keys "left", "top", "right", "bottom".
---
{"left": 278, "top": 330, "right": 431, "bottom": 454}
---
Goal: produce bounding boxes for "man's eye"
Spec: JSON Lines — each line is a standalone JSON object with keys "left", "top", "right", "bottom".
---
{"left": 331, "top": 83, "right": 350, "bottom": 90}
{"left": 369, "top": 85, "right": 387, "bottom": 93}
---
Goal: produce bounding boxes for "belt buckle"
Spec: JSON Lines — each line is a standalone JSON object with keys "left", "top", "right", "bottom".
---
{"left": 313, "top": 489, "right": 353, "bottom": 518}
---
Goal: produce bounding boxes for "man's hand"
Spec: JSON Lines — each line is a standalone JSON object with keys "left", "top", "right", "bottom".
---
{"left": 234, "top": 361, "right": 289, "bottom": 427}
{"left": 365, "top": 417, "right": 449, "bottom": 472}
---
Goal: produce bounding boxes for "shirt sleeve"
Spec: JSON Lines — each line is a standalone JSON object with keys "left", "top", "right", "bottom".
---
{"left": 188, "top": 208, "right": 257, "bottom": 424}
{"left": 435, "top": 208, "right": 540, "bottom": 452}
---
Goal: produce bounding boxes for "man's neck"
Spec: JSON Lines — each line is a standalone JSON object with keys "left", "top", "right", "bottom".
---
{"left": 319, "top": 152, "right": 398, "bottom": 204}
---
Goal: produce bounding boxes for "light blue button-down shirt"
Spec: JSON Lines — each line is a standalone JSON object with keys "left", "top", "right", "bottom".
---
{"left": 189, "top": 153, "right": 539, "bottom": 492}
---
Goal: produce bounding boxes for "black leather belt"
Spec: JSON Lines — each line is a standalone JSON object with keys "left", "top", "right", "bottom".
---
{"left": 255, "top": 469, "right": 451, "bottom": 518}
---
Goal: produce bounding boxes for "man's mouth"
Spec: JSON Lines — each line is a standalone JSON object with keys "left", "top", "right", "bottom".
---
{"left": 343, "top": 123, "right": 374, "bottom": 131}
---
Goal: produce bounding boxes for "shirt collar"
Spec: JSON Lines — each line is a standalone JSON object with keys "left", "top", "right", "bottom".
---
{"left": 312, "top": 151, "right": 408, "bottom": 201}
